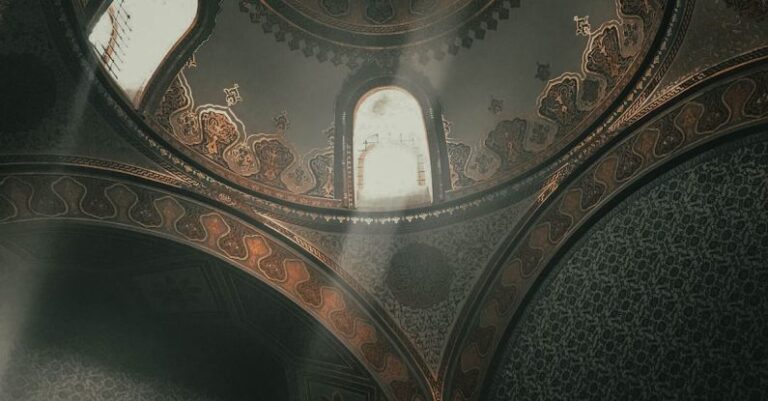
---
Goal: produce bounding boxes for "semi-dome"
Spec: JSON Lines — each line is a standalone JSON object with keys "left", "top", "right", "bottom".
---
{"left": 80, "top": 0, "right": 665, "bottom": 219}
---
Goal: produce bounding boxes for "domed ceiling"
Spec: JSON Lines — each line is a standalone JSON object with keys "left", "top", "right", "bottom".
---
{"left": 5, "top": 1, "right": 768, "bottom": 400}
{"left": 149, "top": 0, "right": 666, "bottom": 211}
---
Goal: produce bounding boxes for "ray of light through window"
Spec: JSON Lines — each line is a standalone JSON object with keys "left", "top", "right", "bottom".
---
{"left": 88, "top": 0, "right": 198, "bottom": 106}
{"left": 353, "top": 87, "right": 433, "bottom": 210}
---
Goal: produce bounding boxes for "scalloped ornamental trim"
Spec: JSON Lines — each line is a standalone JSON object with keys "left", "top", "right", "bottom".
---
{"left": 239, "top": 0, "right": 520, "bottom": 69}
{"left": 0, "top": 154, "right": 189, "bottom": 187}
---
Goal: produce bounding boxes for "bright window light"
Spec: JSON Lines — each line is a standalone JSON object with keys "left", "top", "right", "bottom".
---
{"left": 88, "top": 0, "right": 198, "bottom": 106}
{"left": 353, "top": 87, "right": 433, "bottom": 210}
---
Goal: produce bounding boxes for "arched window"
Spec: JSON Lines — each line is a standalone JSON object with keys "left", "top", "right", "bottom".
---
{"left": 352, "top": 87, "right": 433, "bottom": 210}
{"left": 87, "top": 0, "right": 198, "bottom": 106}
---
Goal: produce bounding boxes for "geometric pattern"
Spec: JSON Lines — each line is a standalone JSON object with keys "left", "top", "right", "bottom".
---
{"left": 489, "top": 136, "right": 768, "bottom": 400}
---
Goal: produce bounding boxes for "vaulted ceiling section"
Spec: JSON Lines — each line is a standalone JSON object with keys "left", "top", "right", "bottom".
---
{"left": 0, "top": 0, "right": 767, "bottom": 400}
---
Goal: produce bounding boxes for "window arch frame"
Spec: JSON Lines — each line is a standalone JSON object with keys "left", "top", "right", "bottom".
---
{"left": 78, "top": 0, "right": 221, "bottom": 113}
{"left": 334, "top": 66, "right": 451, "bottom": 210}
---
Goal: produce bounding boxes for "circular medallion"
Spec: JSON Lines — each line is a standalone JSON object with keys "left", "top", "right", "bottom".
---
{"left": 386, "top": 243, "right": 454, "bottom": 309}
{"left": 267, "top": 0, "right": 495, "bottom": 46}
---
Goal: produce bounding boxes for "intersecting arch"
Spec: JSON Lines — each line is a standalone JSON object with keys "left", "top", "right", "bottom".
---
{"left": 444, "top": 57, "right": 768, "bottom": 401}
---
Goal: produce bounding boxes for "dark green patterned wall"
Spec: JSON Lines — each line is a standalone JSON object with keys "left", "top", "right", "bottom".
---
{"left": 487, "top": 135, "right": 768, "bottom": 400}
{"left": 0, "top": 249, "right": 290, "bottom": 401}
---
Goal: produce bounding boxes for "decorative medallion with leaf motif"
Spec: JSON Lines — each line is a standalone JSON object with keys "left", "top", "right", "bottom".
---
{"left": 239, "top": 0, "right": 520, "bottom": 67}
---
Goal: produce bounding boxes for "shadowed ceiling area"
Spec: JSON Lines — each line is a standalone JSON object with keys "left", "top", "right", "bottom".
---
{"left": 1, "top": 0, "right": 768, "bottom": 400}
{"left": 0, "top": 274, "right": 290, "bottom": 401}
{"left": 0, "top": 226, "right": 377, "bottom": 401}
{"left": 0, "top": 228, "right": 287, "bottom": 400}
